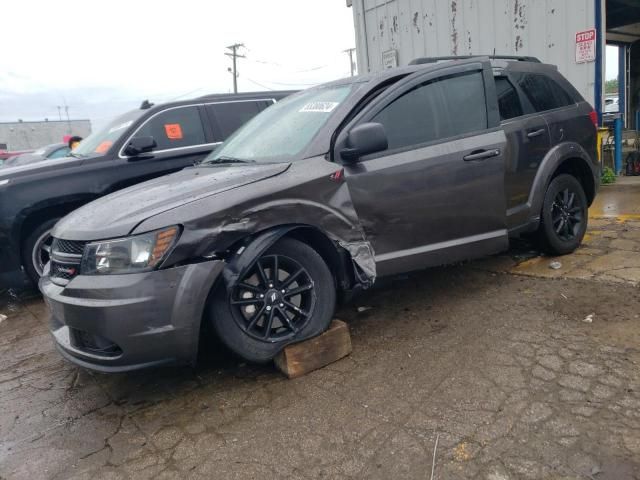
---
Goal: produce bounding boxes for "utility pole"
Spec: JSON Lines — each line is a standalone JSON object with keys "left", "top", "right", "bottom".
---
{"left": 57, "top": 106, "right": 62, "bottom": 121}
{"left": 64, "top": 105, "right": 71, "bottom": 133}
{"left": 344, "top": 48, "right": 356, "bottom": 77}
{"left": 225, "top": 43, "right": 245, "bottom": 93}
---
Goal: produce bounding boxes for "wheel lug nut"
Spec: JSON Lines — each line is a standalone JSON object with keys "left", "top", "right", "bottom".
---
{"left": 281, "top": 289, "right": 285, "bottom": 293}
{"left": 269, "top": 283, "right": 273, "bottom": 288}
{"left": 279, "top": 303, "right": 284, "bottom": 307}
{"left": 259, "top": 294, "right": 264, "bottom": 298}
{"left": 266, "top": 306, "right": 271, "bottom": 311}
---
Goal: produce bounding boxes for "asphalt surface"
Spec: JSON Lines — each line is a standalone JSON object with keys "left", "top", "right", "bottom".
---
{"left": 1, "top": 179, "right": 640, "bottom": 480}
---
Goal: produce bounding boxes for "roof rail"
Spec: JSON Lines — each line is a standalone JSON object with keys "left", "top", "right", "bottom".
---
{"left": 409, "top": 55, "right": 541, "bottom": 65}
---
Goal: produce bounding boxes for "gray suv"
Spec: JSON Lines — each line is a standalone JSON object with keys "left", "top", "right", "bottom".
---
{"left": 40, "top": 56, "right": 599, "bottom": 371}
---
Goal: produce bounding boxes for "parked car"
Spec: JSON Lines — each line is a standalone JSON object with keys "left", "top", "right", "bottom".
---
{"left": 1, "top": 143, "right": 71, "bottom": 168}
{"left": 0, "top": 148, "right": 34, "bottom": 162}
{"left": 0, "top": 90, "right": 295, "bottom": 286}
{"left": 40, "top": 56, "right": 598, "bottom": 371}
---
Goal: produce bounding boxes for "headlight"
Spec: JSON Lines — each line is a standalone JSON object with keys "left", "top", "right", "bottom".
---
{"left": 81, "top": 226, "right": 180, "bottom": 275}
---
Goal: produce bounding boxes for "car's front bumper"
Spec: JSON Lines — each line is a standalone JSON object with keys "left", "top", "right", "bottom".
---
{"left": 39, "top": 260, "right": 224, "bottom": 372}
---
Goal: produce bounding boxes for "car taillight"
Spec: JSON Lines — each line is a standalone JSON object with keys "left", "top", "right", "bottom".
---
{"left": 589, "top": 109, "right": 598, "bottom": 128}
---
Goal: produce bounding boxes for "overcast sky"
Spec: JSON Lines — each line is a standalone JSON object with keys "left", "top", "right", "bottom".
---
{"left": 1, "top": 0, "right": 356, "bottom": 129}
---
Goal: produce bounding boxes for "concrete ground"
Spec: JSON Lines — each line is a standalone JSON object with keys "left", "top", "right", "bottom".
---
{"left": 1, "top": 178, "right": 640, "bottom": 480}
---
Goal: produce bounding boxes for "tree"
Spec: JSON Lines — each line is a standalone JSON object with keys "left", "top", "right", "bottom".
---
{"left": 605, "top": 79, "right": 619, "bottom": 94}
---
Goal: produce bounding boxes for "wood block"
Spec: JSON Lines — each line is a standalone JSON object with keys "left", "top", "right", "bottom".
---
{"left": 274, "top": 320, "right": 352, "bottom": 379}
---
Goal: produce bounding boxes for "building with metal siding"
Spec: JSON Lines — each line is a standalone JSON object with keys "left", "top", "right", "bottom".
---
{"left": 349, "top": 0, "right": 640, "bottom": 126}
{"left": 0, "top": 119, "right": 92, "bottom": 151}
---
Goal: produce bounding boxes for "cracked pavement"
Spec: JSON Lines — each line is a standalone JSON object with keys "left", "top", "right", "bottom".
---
{"left": 1, "top": 179, "right": 640, "bottom": 480}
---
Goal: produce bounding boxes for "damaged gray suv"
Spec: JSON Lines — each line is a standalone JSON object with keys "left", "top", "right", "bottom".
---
{"left": 40, "top": 56, "right": 599, "bottom": 371}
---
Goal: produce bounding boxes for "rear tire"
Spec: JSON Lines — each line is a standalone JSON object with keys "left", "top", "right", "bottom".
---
{"left": 22, "top": 218, "right": 59, "bottom": 286}
{"left": 537, "top": 174, "right": 588, "bottom": 255}
{"left": 209, "top": 237, "right": 336, "bottom": 363}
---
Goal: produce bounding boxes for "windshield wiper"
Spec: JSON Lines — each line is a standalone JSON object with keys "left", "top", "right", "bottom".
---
{"left": 206, "top": 156, "right": 255, "bottom": 165}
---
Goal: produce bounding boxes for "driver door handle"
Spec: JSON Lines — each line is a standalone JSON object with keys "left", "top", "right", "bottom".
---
{"left": 463, "top": 149, "right": 501, "bottom": 161}
{"left": 527, "top": 128, "right": 546, "bottom": 138}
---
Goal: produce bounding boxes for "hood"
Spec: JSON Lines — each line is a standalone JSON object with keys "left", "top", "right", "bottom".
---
{"left": 53, "top": 163, "right": 291, "bottom": 240}
{"left": 0, "top": 155, "right": 79, "bottom": 177}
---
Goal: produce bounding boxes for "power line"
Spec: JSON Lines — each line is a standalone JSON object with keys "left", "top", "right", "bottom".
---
{"left": 246, "top": 78, "right": 275, "bottom": 91}
{"left": 225, "top": 43, "right": 245, "bottom": 94}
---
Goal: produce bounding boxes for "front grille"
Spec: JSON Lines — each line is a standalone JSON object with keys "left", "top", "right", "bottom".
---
{"left": 50, "top": 237, "right": 86, "bottom": 284}
{"left": 52, "top": 238, "right": 86, "bottom": 255}
{"left": 50, "top": 261, "right": 79, "bottom": 281}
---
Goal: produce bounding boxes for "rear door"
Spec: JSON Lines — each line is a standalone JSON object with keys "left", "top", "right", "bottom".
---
{"left": 339, "top": 61, "right": 509, "bottom": 276}
{"left": 495, "top": 75, "right": 551, "bottom": 230}
{"left": 205, "top": 99, "right": 274, "bottom": 142}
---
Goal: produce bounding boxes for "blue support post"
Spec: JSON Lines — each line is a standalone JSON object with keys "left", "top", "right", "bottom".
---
{"left": 614, "top": 116, "right": 623, "bottom": 175}
{"left": 636, "top": 110, "right": 640, "bottom": 132}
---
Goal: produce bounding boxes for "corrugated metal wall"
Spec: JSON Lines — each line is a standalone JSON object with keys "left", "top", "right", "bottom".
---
{"left": 351, "top": 0, "right": 605, "bottom": 105}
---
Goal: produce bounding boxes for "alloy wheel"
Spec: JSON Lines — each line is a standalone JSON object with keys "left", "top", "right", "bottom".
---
{"left": 32, "top": 230, "right": 53, "bottom": 277}
{"left": 229, "top": 254, "right": 316, "bottom": 342}
{"left": 551, "top": 187, "right": 584, "bottom": 242}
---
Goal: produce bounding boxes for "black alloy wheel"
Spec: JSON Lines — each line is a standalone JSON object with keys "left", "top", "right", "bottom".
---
{"left": 551, "top": 187, "right": 584, "bottom": 242}
{"left": 210, "top": 237, "right": 336, "bottom": 363}
{"left": 539, "top": 174, "right": 588, "bottom": 255}
{"left": 230, "top": 253, "right": 316, "bottom": 342}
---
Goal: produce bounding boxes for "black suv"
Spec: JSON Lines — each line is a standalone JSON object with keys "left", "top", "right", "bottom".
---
{"left": 0, "top": 91, "right": 294, "bottom": 286}
{"left": 41, "top": 57, "right": 598, "bottom": 371}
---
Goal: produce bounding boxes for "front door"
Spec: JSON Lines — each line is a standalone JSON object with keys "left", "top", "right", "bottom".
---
{"left": 339, "top": 62, "right": 508, "bottom": 277}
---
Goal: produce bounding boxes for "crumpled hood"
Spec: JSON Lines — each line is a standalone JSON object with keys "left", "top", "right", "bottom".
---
{"left": 53, "top": 163, "right": 290, "bottom": 240}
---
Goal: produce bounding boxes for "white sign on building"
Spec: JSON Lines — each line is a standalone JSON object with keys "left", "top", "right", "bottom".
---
{"left": 575, "top": 29, "right": 596, "bottom": 64}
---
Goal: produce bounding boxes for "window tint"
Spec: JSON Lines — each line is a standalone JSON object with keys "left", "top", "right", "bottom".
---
{"left": 517, "top": 74, "right": 574, "bottom": 113}
{"left": 371, "top": 71, "right": 487, "bottom": 151}
{"left": 495, "top": 77, "right": 523, "bottom": 121}
{"left": 48, "top": 147, "right": 70, "bottom": 159}
{"left": 134, "top": 106, "right": 205, "bottom": 151}
{"left": 207, "top": 101, "right": 269, "bottom": 141}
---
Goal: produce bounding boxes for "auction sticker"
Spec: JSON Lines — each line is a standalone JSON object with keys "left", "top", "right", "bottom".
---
{"left": 299, "top": 102, "right": 339, "bottom": 113}
{"left": 164, "top": 123, "right": 183, "bottom": 140}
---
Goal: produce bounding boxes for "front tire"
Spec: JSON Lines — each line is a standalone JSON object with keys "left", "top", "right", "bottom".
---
{"left": 22, "top": 218, "right": 60, "bottom": 286}
{"left": 538, "top": 174, "right": 588, "bottom": 255}
{"left": 209, "top": 237, "right": 336, "bottom": 363}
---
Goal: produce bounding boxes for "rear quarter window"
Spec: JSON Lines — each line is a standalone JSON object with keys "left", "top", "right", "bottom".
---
{"left": 495, "top": 77, "right": 523, "bottom": 121}
{"left": 516, "top": 73, "right": 575, "bottom": 113}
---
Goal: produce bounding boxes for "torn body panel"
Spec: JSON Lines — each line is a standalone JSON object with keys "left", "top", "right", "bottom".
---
{"left": 133, "top": 156, "right": 376, "bottom": 290}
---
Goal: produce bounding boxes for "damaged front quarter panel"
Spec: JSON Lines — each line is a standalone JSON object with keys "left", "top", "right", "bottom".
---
{"left": 138, "top": 157, "right": 377, "bottom": 292}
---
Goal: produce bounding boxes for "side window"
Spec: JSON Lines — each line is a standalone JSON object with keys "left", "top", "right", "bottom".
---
{"left": 48, "top": 147, "right": 71, "bottom": 159}
{"left": 134, "top": 106, "right": 206, "bottom": 151}
{"left": 517, "top": 74, "right": 574, "bottom": 113}
{"left": 207, "top": 101, "right": 266, "bottom": 141}
{"left": 371, "top": 71, "right": 487, "bottom": 151}
{"left": 495, "top": 77, "right": 524, "bottom": 121}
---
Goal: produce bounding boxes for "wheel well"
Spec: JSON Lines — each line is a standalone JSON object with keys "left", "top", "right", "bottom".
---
{"left": 551, "top": 158, "right": 596, "bottom": 205}
{"left": 19, "top": 201, "right": 92, "bottom": 256}
{"left": 284, "top": 227, "right": 354, "bottom": 292}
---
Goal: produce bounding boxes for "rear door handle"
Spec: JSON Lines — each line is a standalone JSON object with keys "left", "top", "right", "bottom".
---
{"left": 527, "top": 128, "right": 545, "bottom": 138}
{"left": 463, "top": 149, "right": 501, "bottom": 161}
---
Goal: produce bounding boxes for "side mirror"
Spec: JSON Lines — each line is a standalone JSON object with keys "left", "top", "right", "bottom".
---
{"left": 340, "top": 122, "right": 388, "bottom": 162}
{"left": 124, "top": 136, "right": 157, "bottom": 157}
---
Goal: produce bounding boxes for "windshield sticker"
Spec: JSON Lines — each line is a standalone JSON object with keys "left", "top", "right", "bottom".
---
{"left": 299, "top": 101, "right": 339, "bottom": 113}
{"left": 94, "top": 141, "right": 112, "bottom": 153}
{"left": 108, "top": 120, "right": 133, "bottom": 134}
{"left": 164, "top": 123, "right": 183, "bottom": 140}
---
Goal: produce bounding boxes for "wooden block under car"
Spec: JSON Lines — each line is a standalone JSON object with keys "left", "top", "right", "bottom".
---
{"left": 274, "top": 320, "right": 352, "bottom": 379}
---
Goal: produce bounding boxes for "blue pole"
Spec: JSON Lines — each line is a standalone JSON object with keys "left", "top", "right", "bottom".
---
{"left": 614, "top": 116, "right": 623, "bottom": 175}
{"left": 595, "top": 0, "right": 603, "bottom": 124}
{"left": 618, "top": 45, "right": 626, "bottom": 126}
